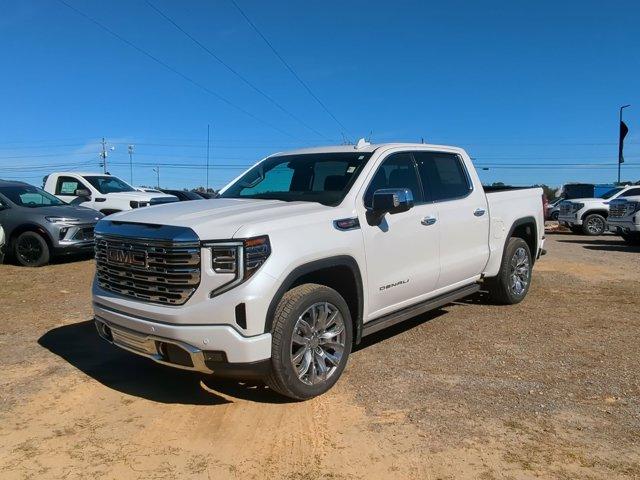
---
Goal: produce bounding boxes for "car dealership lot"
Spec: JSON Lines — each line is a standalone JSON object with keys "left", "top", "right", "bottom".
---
{"left": 1, "top": 234, "right": 639, "bottom": 479}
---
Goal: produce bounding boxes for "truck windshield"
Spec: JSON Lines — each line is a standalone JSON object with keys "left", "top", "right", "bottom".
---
{"left": 600, "top": 187, "right": 623, "bottom": 199}
{"left": 0, "top": 185, "right": 66, "bottom": 208}
{"left": 219, "top": 152, "right": 372, "bottom": 206}
{"left": 84, "top": 176, "right": 135, "bottom": 194}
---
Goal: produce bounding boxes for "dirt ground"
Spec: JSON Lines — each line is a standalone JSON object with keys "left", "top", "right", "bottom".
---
{"left": 1, "top": 232, "right": 639, "bottom": 479}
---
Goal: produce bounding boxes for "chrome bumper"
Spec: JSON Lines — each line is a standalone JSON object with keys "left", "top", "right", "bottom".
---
{"left": 95, "top": 316, "right": 213, "bottom": 373}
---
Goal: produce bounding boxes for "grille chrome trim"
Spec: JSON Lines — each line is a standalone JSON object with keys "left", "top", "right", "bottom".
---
{"left": 94, "top": 223, "right": 201, "bottom": 306}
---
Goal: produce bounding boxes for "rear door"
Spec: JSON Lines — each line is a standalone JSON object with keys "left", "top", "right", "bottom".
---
{"left": 413, "top": 151, "right": 490, "bottom": 289}
{"left": 358, "top": 151, "right": 441, "bottom": 319}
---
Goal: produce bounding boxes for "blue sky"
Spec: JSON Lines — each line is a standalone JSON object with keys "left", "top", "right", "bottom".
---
{"left": 1, "top": 0, "right": 639, "bottom": 189}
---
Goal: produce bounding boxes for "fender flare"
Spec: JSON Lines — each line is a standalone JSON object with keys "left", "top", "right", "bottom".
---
{"left": 264, "top": 255, "right": 365, "bottom": 343}
{"left": 505, "top": 216, "right": 538, "bottom": 264}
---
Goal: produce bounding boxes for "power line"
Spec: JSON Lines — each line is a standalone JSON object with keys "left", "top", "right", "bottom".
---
{"left": 144, "top": 0, "right": 331, "bottom": 141}
{"left": 56, "top": 0, "right": 300, "bottom": 141}
{"left": 229, "top": 0, "right": 350, "bottom": 136}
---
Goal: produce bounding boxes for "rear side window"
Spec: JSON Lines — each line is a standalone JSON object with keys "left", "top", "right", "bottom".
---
{"left": 56, "top": 176, "right": 84, "bottom": 195}
{"left": 620, "top": 188, "right": 640, "bottom": 197}
{"left": 364, "top": 153, "right": 424, "bottom": 207}
{"left": 414, "top": 152, "right": 471, "bottom": 201}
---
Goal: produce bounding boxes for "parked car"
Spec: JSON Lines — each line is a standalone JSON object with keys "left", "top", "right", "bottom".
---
{"left": 558, "top": 185, "right": 640, "bottom": 235}
{"left": 160, "top": 189, "right": 205, "bottom": 201}
{"left": 561, "top": 183, "right": 617, "bottom": 200}
{"left": 0, "top": 180, "right": 103, "bottom": 266}
{"left": 546, "top": 198, "right": 562, "bottom": 221}
{"left": 92, "top": 141, "right": 545, "bottom": 400}
{"left": 607, "top": 195, "right": 640, "bottom": 245}
{"left": 43, "top": 173, "right": 178, "bottom": 215}
{"left": 0, "top": 223, "right": 5, "bottom": 264}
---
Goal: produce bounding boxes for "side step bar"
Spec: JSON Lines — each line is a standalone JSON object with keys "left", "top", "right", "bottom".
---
{"left": 362, "top": 283, "right": 481, "bottom": 337}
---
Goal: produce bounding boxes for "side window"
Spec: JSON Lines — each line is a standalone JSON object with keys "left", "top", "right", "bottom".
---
{"left": 364, "top": 153, "right": 423, "bottom": 208}
{"left": 620, "top": 188, "right": 640, "bottom": 197}
{"left": 414, "top": 152, "right": 471, "bottom": 202}
{"left": 56, "top": 176, "right": 82, "bottom": 195}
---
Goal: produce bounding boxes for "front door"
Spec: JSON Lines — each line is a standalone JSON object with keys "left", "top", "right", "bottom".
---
{"left": 357, "top": 152, "right": 440, "bottom": 320}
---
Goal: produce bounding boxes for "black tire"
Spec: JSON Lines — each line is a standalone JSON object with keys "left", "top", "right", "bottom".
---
{"left": 582, "top": 213, "right": 606, "bottom": 236}
{"left": 486, "top": 237, "right": 532, "bottom": 305}
{"left": 569, "top": 225, "right": 583, "bottom": 234}
{"left": 13, "top": 231, "right": 50, "bottom": 267}
{"left": 551, "top": 211, "right": 559, "bottom": 221}
{"left": 265, "top": 283, "right": 353, "bottom": 400}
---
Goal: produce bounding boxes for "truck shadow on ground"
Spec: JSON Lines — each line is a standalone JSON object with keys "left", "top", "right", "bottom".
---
{"left": 38, "top": 320, "right": 290, "bottom": 405}
{"left": 556, "top": 238, "right": 640, "bottom": 253}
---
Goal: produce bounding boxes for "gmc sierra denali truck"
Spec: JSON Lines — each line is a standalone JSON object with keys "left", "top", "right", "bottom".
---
{"left": 43, "top": 172, "right": 178, "bottom": 215}
{"left": 558, "top": 185, "right": 640, "bottom": 235}
{"left": 607, "top": 195, "right": 640, "bottom": 245}
{"left": 92, "top": 142, "right": 545, "bottom": 400}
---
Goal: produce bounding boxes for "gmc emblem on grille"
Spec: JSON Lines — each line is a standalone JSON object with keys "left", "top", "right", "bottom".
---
{"left": 106, "top": 248, "right": 148, "bottom": 268}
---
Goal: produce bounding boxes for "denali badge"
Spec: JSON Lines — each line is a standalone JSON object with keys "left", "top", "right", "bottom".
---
{"left": 379, "top": 279, "right": 409, "bottom": 291}
{"left": 106, "top": 248, "right": 148, "bottom": 268}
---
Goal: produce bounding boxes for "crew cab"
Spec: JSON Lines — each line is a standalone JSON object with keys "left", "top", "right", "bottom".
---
{"left": 558, "top": 185, "right": 640, "bottom": 235}
{"left": 92, "top": 142, "right": 545, "bottom": 400}
{"left": 607, "top": 194, "right": 640, "bottom": 245}
{"left": 43, "top": 172, "right": 178, "bottom": 215}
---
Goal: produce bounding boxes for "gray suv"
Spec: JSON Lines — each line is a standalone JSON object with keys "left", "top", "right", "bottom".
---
{"left": 0, "top": 180, "right": 103, "bottom": 266}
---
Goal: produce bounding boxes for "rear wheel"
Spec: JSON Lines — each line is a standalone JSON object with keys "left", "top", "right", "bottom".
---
{"left": 486, "top": 237, "right": 532, "bottom": 305}
{"left": 582, "top": 213, "right": 606, "bottom": 236}
{"left": 265, "top": 284, "right": 352, "bottom": 400}
{"left": 14, "top": 231, "right": 50, "bottom": 267}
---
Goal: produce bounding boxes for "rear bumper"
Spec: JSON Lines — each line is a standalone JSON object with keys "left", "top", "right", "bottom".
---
{"left": 93, "top": 302, "right": 272, "bottom": 375}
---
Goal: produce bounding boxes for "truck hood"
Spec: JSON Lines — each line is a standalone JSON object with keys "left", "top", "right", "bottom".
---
{"left": 106, "top": 191, "right": 177, "bottom": 201}
{"left": 107, "top": 198, "right": 331, "bottom": 239}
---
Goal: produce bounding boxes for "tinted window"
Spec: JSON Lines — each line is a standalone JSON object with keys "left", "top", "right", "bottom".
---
{"left": 620, "top": 188, "right": 640, "bottom": 197}
{"left": 0, "top": 185, "right": 65, "bottom": 207}
{"left": 56, "top": 176, "right": 86, "bottom": 195}
{"left": 364, "top": 153, "right": 423, "bottom": 208}
{"left": 220, "top": 152, "right": 371, "bottom": 206}
{"left": 600, "top": 188, "right": 623, "bottom": 199}
{"left": 414, "top": 152, "right": 471, "bottom": 201}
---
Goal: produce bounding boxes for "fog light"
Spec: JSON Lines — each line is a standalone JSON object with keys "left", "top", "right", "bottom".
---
{"left": 203, "top": 351, "right": 227, "bottom": 363}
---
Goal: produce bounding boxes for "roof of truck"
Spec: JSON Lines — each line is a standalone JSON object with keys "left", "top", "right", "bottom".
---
{"left": 275, "top": 142, "right": 464, "bottom": 156}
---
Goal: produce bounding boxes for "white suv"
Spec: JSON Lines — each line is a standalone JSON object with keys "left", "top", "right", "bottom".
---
{"left": 92, "top": 142, "right": 545, "bottom": 399}
{"left": 607, "top": 194, "right": 640, "bottom": 245}
{"left": 558, "top": 185, "right": 640, "bottom": 235}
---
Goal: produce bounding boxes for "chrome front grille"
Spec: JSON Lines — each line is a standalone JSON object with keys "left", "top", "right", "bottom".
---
{"left": 95, "top": 235, "right": 201, "bottom": 305}
{"left": 608, "top": 203, "right": 627, "bottom": 218}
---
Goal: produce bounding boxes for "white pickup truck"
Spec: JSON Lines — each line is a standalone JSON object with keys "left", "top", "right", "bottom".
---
{"left": 607, "top": 194, "right": 640, "bottom": 245}
{"left": 92, "top": 142, "right": 545, "bottom": 399}
{"left": 43, "top": 172, "right": 178, "bottom": 215}
{"left": 558, "top": 185, "right": 640, "bottom": 235}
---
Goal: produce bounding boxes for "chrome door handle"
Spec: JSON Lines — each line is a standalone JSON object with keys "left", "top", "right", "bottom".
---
{"left": 474, "top": 208, "right": 486, "bottom": 217}
{"left": 421, "top": 216, "right": 437, "bottom": 226}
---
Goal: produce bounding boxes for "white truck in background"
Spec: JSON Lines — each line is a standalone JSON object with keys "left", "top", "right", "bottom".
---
{"left": 607, "top": 194, "right": 640, "bottom": 245}
{"left": 43, "top": 172, "right": 178, "bottom": 215}
{"left": 91, "top": 141, "right": 546, "bottom": 400}
{"left": 558, "top": 185, "right": 640, "bottom": 235}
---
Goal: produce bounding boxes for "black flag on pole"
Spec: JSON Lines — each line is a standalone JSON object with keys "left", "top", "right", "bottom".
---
{"left": 619, "top": 120, "right": 629, "bottom": 164}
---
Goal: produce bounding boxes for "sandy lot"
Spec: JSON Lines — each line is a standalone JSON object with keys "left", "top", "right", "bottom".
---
{"left": 0, "top": 233, "right": 639, "bottom": 479}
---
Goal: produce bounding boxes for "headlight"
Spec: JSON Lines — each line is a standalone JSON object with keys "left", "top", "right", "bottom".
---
{"left": 208, "top": 235, "right": 271, "bottom": 296}
{"left": 45, "top": 216, "right": 80, "bottom": 224}
{"left": 571, "top": 203, "right": 584, "bottom": 212}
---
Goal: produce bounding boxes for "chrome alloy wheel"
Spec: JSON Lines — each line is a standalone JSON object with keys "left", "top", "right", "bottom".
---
{"left": 509, "top": 246, "right": 530, "bottom": 296}
{"left": 290, "top": 302, "right": 346, "bottom": 386}
{"left": 586, "top": 216, "right": 605, "bottom": 234}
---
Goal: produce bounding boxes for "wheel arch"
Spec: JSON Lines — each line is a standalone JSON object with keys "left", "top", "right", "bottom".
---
{"left": 506, "top": 216, "right": 538, "bottom": 265}
{"left": 581, "top": 209, "right": 608, "bottom": 220}
{"left": 265, "top": 256, "right": 365, "bottom": 344}
{"left": 10, "top": 223, "right": 54, "bottom": 250}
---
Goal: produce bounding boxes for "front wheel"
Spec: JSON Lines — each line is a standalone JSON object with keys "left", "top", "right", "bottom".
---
{"left": 14, "top": 231, "right": 50, "bottom": 267}
{"left": 486, "top": 237, "right": 532, "bottom": 305}
{"left": 265, "top": 284, "right": 352, "bottom": 400}
{"left": 582, "top": 213, "right": 606, "bottom": 236}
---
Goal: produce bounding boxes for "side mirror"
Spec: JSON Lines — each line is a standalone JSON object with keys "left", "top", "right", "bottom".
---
{"left": 367, "top": 188, "right": 414, "bottom": 226}
{"left": 75, "top": 188, "right": 91, "bottom": 198}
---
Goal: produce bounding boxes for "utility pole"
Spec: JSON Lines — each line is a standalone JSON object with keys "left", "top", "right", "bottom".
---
{"left": 618, "top": 104, "right": 631, "bottom": 184}
{"left": 99, "top": 137, "right": 108, "bottom": 174}
{"left": 128, "top": 145, "right": 135, "bottom": 185}
{"left": 153, "top": 166, "right": 160, "bottom": 189}
{"left": 206, "top": 124, "right": 210, "bottom": 191}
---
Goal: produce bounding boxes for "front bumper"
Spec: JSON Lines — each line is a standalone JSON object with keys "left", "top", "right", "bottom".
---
{"left": 558, "top": 214, "right": 582, "bottom": 226}
{"left": 93, "top": 302, "right": 272, "bottom": 375}
{"left": 607, "top": 219, "right": 640, "bottom": 234}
